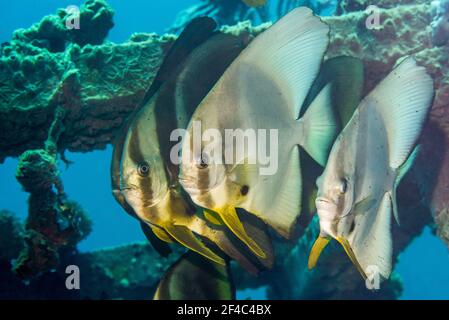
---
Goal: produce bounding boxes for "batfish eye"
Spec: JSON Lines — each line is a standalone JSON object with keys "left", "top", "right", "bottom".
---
{"left": 339, "top": 178, "right": 348, "bottom": 194}
{"left": 196, "top": 152, "right": 209, "bottom": 169}
{"left": 137, "top": 162, "right": 150, "bottom": 176}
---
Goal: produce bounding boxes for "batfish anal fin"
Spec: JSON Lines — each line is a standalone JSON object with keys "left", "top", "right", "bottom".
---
{"left": 349, "top": 192, "right": 393, "bottom": 280}
{"left": 252, "top": 145, "right": 302, "bottom": 239}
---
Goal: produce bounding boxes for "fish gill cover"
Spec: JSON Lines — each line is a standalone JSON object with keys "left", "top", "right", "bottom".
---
{"left": 0, "top": 0, "right": 448, "bottom": 300}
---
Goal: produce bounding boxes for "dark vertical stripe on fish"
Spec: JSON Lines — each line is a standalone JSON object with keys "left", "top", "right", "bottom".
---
{"left": 154, "top": 82, "right": 179, "bottom": 187}
{"left": 128, "top": 125, "right": 154, "bottom": 200}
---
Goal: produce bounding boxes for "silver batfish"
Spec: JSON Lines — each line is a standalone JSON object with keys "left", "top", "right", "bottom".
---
{"left": 308, "top": 57, "right": 434, "bottom": 280}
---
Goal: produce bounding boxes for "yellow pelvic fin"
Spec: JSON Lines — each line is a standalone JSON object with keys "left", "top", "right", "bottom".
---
{"left": 308, "top": 236, "right": 331, "bottom": 269}
{"left": 152, "top": 226, "right": 174, "bottom": 243}
{"left": 216, "top": 206, "right": 266, "bottom": 259}
{"left": 203, "top": 209, "right": 223, "bottom": 226}
{"left": 336, "top": 236, "right": 368, "bottom": 280}
{"left": 164, "top": 224, "right": 225, "bottom": 266}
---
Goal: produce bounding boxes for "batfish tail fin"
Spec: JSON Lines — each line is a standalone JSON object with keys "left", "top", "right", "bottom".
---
{"left": 299, "top": 83, "right": 338, "bottom": 166}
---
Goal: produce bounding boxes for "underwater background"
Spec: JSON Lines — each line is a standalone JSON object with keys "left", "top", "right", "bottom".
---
{"left": 0, "top": 0, "right": 449, "bottom": 299}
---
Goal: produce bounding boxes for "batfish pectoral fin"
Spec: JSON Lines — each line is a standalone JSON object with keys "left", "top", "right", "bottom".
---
{"left": 352, "top": 195, "right": 375, "bottom": 217}
{"left": 164, "top": 224, "right": 226, "bottom": 266}
{"left": 215, "top": 206, "right": 266, "bottom": 259}
{"left": 203, "top": 209, "right": 223, "bottom": 226}
{"left": 308, "top": 236, "right": 331, "bottom": 269}
{"left": 336, "top": 236, "right": 368, "bottom": 280}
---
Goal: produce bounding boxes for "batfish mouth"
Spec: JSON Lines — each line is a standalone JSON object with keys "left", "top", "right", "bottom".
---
{"left": 178, "top": 176, "right": 197, "bottom": 191}
{"left": 315, "top": 197, "right": 337, "bottom": 213}
{"left": 178, "top": 176, "right": 211, "bottom": 196}
{"left": 315, "top": 197, "right": 337, "bottom": 220}
{"left": 120, "top": 182, "right": 138, "bottom": 192}
{"left": 122, "top": 187, "right": 165, "bottom": 210}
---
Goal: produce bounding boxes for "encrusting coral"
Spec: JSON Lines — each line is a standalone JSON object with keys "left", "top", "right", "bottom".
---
{"left": 430, "top": 0, "right": 449, "bottom": 46}
{"left": 12, "top": 105, "right": 92, "bottom": 279}
{"left": 0, "top": 0, "right": 448, "bottom": 298}
{"left": 10, "top": 0, "right": 114, "bottom": 52}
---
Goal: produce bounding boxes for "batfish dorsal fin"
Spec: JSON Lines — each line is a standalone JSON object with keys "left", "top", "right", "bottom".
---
{"left": 140, "top": 17, "right": 217, "bottom": 107}
{"left": 363, "top": 57, "right": 433, "bottom": 169}
{"left": 231, "top": 7, "right": 329, "bottom": 119}
{"left": 175, "top": 32, "right": 248, "bottom": 117}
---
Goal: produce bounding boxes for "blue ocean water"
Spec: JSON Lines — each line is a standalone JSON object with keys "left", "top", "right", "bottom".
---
{"left": 0, "top": 0, "right": 448, "bottom": 300}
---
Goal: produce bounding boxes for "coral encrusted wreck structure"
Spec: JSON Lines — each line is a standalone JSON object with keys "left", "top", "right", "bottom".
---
{"left": 0, "top": 0, "right": 449, "bottom": 299}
